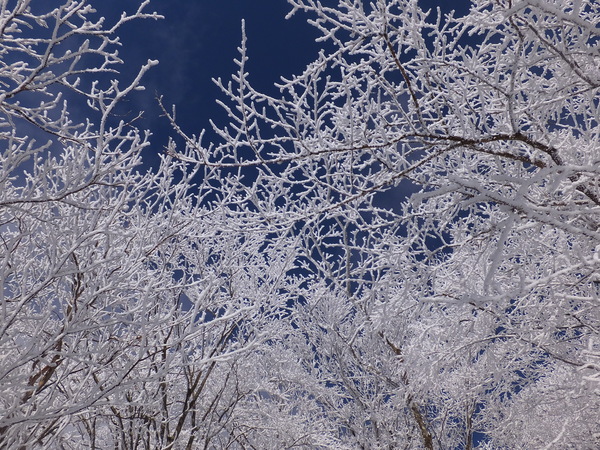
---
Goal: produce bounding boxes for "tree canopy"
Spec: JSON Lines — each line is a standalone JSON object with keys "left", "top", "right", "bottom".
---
{"left": 1, "top": 0, "right": 599, "bottom": 448}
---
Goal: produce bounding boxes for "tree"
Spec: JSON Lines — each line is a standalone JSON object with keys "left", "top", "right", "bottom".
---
{"left": 168, "top": 0, "right": 600, "bottom": 447}
{"left": 2, "top": 0, "right": 599, "bottom": 448}
{"left": 0, "top": 2, "right": 298, "bottom": 448}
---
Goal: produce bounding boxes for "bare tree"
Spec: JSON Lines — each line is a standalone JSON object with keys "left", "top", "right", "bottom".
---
{"left": 0, "top": 2, "right": 299, "bottom": 448}
{"left": 3, "top": 0, "right": 599, "bottom": 448}
{"left": 168, "top": 0, "right": 600, "bottom": 447}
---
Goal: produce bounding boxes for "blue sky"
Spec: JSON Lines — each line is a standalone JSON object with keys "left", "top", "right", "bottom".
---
{"left": 96, "top": 1, "right": 323, "bottom": 162}
{"left": 96, "top": 0, "right": 471, "bottom": 164}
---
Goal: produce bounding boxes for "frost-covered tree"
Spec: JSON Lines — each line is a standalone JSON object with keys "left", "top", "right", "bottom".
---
{"left": 3, "top": 0, "right": 600, "bottom": 448}
{"left": 0, "top": 2, "right": 300, "bottom": 448}
{"left": 168, "top": 0, "right": 600, "bottom": 447}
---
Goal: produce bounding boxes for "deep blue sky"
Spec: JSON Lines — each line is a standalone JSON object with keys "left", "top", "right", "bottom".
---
{"left": 97, "top": 1, "right": 323, "bottom": 158}
{"left": 95, "top": 0, "right": 470, "bottom": 162}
